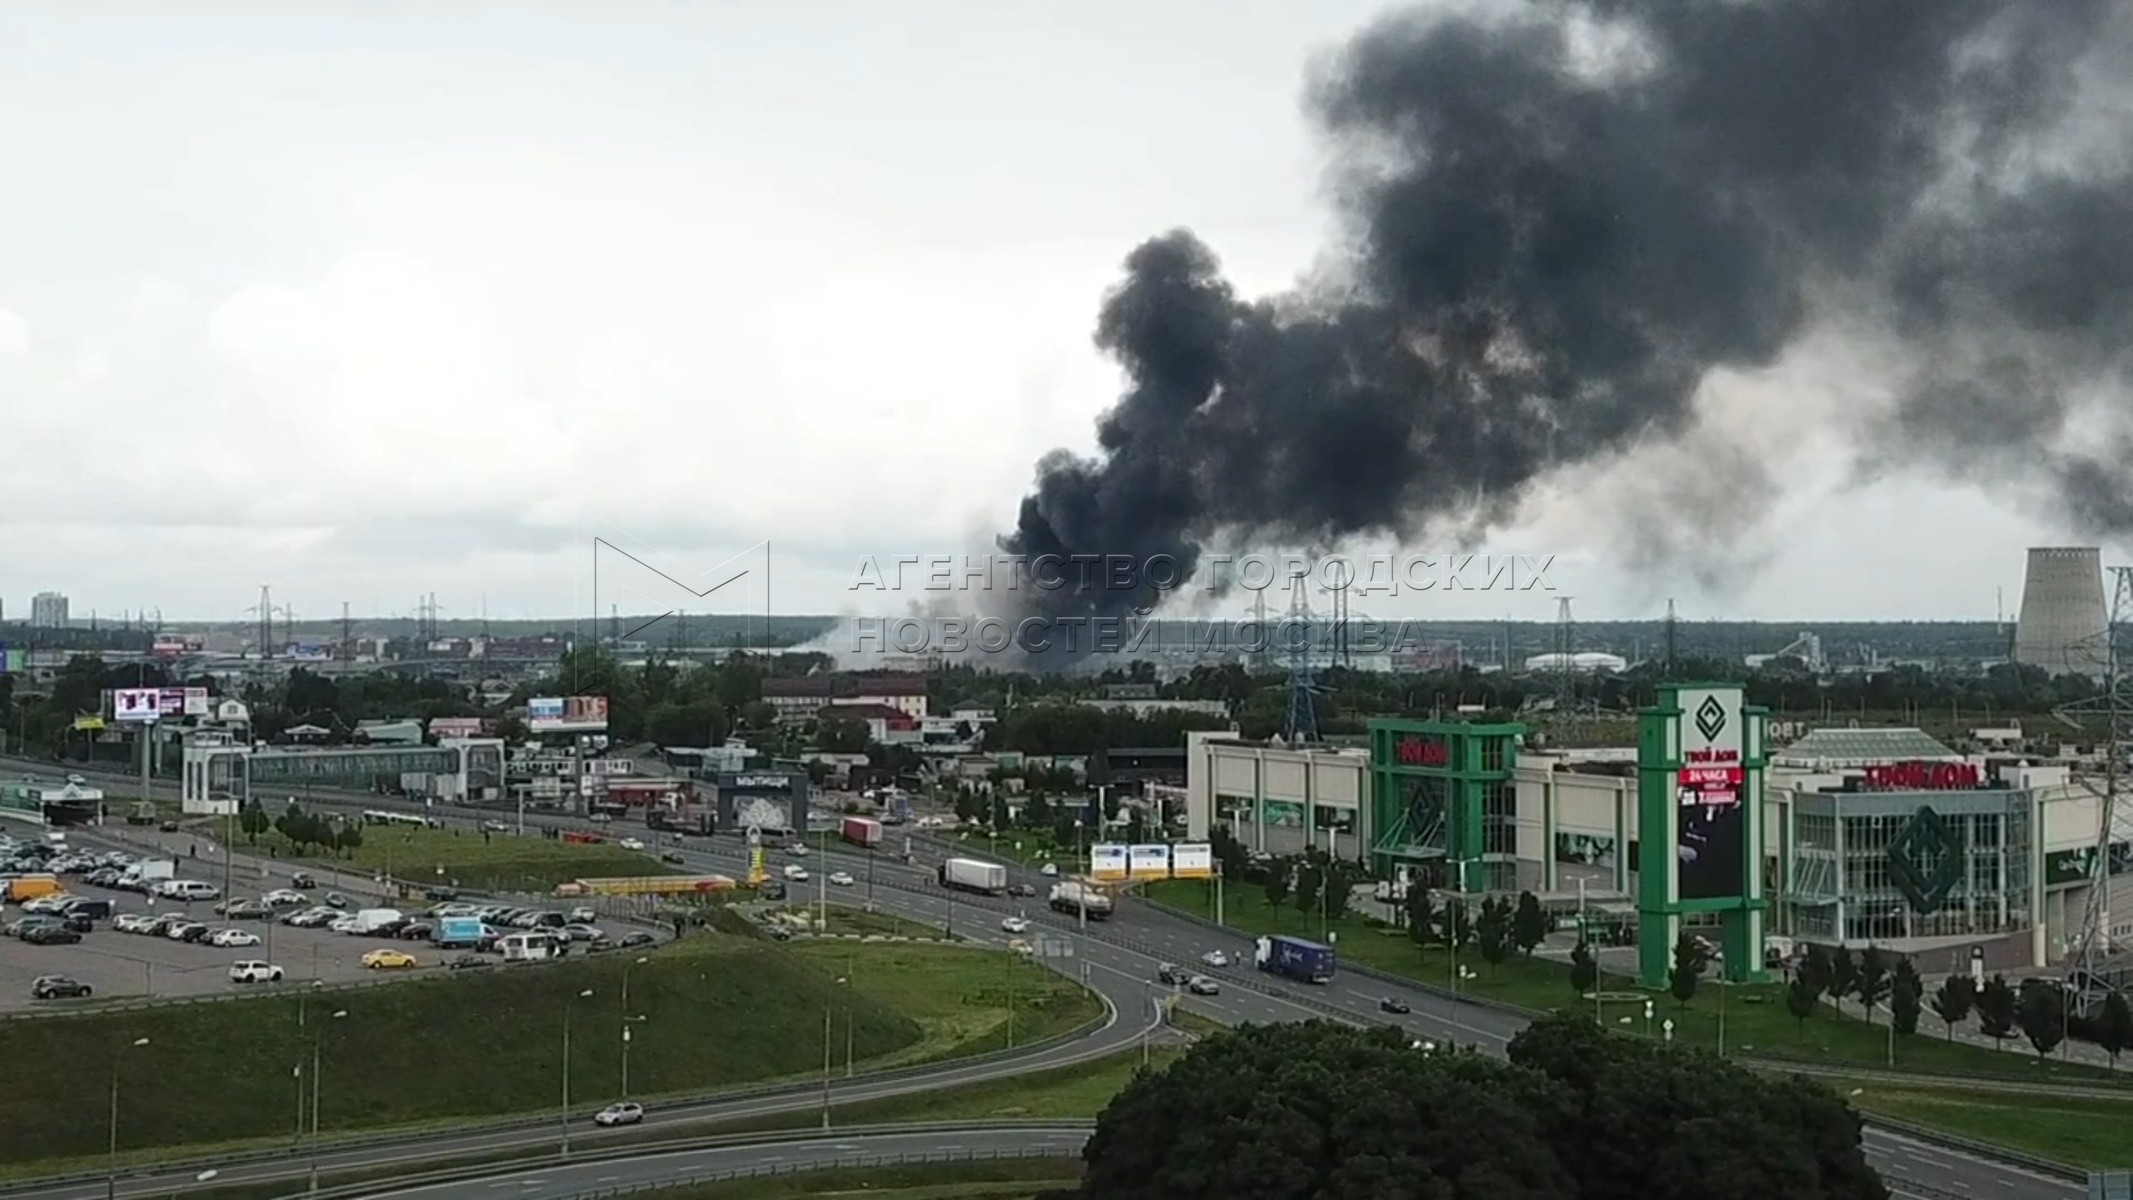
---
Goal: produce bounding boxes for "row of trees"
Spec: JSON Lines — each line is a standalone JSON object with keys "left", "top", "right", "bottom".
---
{"left": 235, "top": 801, "right": 366, "bottom": 858}
{"left": 1061, "top": 1012, "right": 1888, "bottom": 1199}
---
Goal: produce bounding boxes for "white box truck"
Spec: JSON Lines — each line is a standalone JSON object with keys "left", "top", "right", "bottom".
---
{"left": 938, "top": 857, "right": 1007, "bottom": 896}
{"left": 346, "top": 908, "right": 404, "bottom": 935}
{"left": 1048, "top": 880, "right": 1114, "bottom": 921}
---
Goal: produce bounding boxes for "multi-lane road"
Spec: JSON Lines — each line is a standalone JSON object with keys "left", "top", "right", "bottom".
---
{"left": 0, "top": 757, "right": 2091, "bottom": 1198}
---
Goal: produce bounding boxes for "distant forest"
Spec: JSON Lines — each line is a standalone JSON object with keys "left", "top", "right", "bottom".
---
{"left": 2, "top": 615, "right": 2015, "bottom": 666}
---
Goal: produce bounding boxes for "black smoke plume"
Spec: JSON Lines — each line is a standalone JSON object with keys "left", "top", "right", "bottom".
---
{"left": 1001, "top": 0, "right": 2133, "bottom": 648}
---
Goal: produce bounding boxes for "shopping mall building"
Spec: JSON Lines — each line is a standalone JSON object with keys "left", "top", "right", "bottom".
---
{"left": 1185, "top": 720, "right": 2133, "bottom": 972}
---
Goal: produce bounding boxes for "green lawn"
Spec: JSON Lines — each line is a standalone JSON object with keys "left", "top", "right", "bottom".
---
{"left": 773, "top": 904, "right": 949, "bottom": 940}
{"left": 1833, "top": 1076, "right": 2133, "bottom": 1171}
{"left": 791, "top": 941, "right": 1103, "bottom": 1066}
{"left": 243, "top": 823, "right": 676, "bottom": 892}
{"left": 1142, "top": 879, "right": 2130, "bottom": 1087}
{"left": 611, "top": 1160, "right": 1079, "bottom": 1200}
{"left": 1, "top": 935, "right": 928, "bottom": 1167}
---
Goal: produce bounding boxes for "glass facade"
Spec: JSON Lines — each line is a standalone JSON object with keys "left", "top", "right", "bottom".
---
{"left": 1787, "top": 789, "right": 2032, "bottom": 944}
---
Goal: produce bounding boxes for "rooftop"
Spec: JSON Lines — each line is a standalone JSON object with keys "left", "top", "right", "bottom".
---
{"left": 764, "top": 673, "right": 928, "bottom": 699}
{"left": 1775, "top": 727, "right": 1959, "bottom": 767}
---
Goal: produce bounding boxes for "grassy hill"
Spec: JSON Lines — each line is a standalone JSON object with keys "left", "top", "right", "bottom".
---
{"left": 0, "top": 934, "right": 919, "bottom": 1164}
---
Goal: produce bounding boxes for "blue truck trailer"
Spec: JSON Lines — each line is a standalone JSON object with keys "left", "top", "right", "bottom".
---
{"left": 1255, "top": 934, "right": 1336, "bottom": 984}
{"left": 432, "top": 916, "right": 486, "bottom": 949}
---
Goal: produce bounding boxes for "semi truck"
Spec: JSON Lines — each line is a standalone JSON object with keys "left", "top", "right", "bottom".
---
{"left": 1047, "top": 880, "right": 1114, "bottom": 921}
{"left": 938, "top": 857, "right": 1007, "bottom": 896}
{"left": 1255, "top": 934, "right": 1336, "bottom": 984}
{"left": 840, "top": 816, "right": 883, "bottom": 849}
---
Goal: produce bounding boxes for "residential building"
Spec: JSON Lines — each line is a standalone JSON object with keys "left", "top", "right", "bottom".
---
{"left": 30, "top": 592, "right": 67, "bottom": 628}
{"left": 763, "top": 673, "right": 930, "bottom": 721}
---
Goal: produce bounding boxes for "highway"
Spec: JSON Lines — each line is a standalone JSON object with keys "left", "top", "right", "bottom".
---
{"left": 1, "top": 757, "right": 2091, "bottom": 1198}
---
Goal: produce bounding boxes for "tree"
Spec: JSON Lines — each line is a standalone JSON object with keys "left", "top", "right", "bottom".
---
{"left": 1853, "top": 946, "right": 1891, "bottom": 1025}
{"left": 1798, "top": 944, "right": 1834, "bottom": 998}
{"left": 1569, "top": 939, "right": 1598, "bottom": 997}
{"left": 2017, "top": 980, "right": 2066, "bottom": 1059}
{"left": 1667, "top": 931, "right": 1704, "bottom": 1008}
{"left": 1977, "top": 974, "right": 2019, "bottom": 1048}
{"left": 1826, "top": 948, "right": 1858, "bottom": 1017}
{"left": 1073, "top": 1015, "right": 1890, "bottom": 1200}
{"left": 815, "top": 716, "right": 870, "bottom": 754}
{"left": 1320, "top": 861, "right": 1360, "bottom": 924}
{"left": 1293, "top": 861, "right": 1323, "bottom": 920}
{"left": 335, "top": 820, "right": 364, "bottom": 858}
{"left": 1402, "top": 881, "right": 1437, "bottom": 951}
{"left": 1929, "top": 974, "right": 1976, "bottom": 1041}
{"left": 238, "top": 799, "right": 269, "bottom": 846}
{"left": 1512, "top": 891, "right": 1549, "bottom": 956}
{"left": 1784, "top": 975, "right": 1822, "bottom": 1035}
{"left": 1890, "top": 960, "right": 1922, "bottom": 1045}
{"left": 1262, "top": 862, "right": 1292, "bottom": 914}
{"left": 1439, "top": 901, "right": 1473, "bottom": 952}
{"left": 1476, "top": 897, "right": 1510, "bottom": 971}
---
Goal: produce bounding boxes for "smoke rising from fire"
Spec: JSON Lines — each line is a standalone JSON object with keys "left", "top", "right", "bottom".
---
{"left": 1000, "top": 0, "right": 2133, "bottom": 638}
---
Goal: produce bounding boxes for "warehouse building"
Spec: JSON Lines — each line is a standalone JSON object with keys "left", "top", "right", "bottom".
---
{"left": 1186, "top": 719, "right": 2128, "bottom": 971}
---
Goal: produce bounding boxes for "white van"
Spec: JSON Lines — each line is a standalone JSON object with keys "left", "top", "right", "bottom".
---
{"left": 161, "top": 880, "right": 221, "bottom": 902}
{"left": 498, "top": 932, "right": 560, "bottom": 962}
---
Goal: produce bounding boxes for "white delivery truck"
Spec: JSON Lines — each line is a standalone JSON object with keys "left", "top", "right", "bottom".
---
{"left": 938, "top": 857, "right": 1007, "bottom": 896}
{"left": 121, "top": 860, "right": 175, "bottom": 892}
{"left": 1048, "top": 880, "right": 1114, "bottom": 921}
{"left": 346, "top": 908, "right": 404, "bottom": 935}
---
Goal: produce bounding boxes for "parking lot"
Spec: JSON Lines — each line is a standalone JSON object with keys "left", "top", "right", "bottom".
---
{"left": 0, "top": 829, "right": 667, "bottom": 1013}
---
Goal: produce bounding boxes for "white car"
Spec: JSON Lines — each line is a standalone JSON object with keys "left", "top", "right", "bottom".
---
{"left": 210, "top": 928, "right": 261, "bottom": 948}
{"left": 828, "top": 872, "right": 855, "bottom": 887}
{"left": 329, "top": 917, "right": 362, "bottom": 935}
{"left": 21, "top": 895, "right": 74, "bottom": 915}
{"left": 1000, "top": 916, "right": 1030, "bottom": 934}
{"left": 264, "top": 889, "right": 309, "bottom": 908}
{"left": 593, "top": 1102, "right": 644, "bottom": 1127}
{"left": 112, "top": 914, "right": 152, "bottom": 934}
{"left": 1200, "top": 950, "right": 1230, "bottom": 969}
{"left": 784, "top": 865, "right": 810, "bottom": 882}
{"left": 568, "top": 906, "right": 599, "bottom": 924}
{"left": 229, "top": 961, "right": 284, "bottom": 984}
{"left": 786, "top": 843, "right": 808, "bottom": 857}
{"left": 619, "top": 838, "right": 645, "bottom": 851}
{"left": 1039, "top": 863, "right": 1059, "bottom": 877}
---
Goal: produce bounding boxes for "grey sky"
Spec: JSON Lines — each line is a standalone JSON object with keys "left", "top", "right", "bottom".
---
{"left": 0, "top": 1, "right": 2097, "bottom": 626}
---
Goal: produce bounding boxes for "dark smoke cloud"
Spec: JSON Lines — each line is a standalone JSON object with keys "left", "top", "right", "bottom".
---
{"left": 1002, "top": 0, "right": 2133, "bottom": 647}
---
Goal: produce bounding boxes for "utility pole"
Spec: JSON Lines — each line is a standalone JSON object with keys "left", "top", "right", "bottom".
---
{"left": 340, "top": 602, "right": 353, "bottom": 675}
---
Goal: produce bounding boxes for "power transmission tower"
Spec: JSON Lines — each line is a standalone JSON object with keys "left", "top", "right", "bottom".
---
{"left": 2058, "top": 566, "right": 2133, "bottom": 1012}
{"left": 340, "top": 602, "right": 353, "bottom": 675}
{"left": 1547, "top": 596, "right": 1583, "bottom": 746}
{"left": 1282, "top": 580, "right": 1321, "bottom": 744}
{"left": 252, "top": 586, "right": 273, "bottom": 658}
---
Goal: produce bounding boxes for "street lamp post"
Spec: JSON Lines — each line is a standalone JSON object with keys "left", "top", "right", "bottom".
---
{"left": 1662, "top": 1017, "right": 1675, "bottom": 1046}
{"left": 561, "top": 988, "right": 592, "bottom": 1157}
{"left": 1644, "top": 998, "right": 1655, "bottom": 1040}
{"left": 620, "top": 957, "right": 650, "bottom": 1099}
{"left": 306, "top": 1009, "right": 347, "bottom": 1199}
{"left": 820, "top": 975, "right": 847, "bottom": 1129}
{"left": 106, "top": 1036, "right": 149, "bottom": 1200}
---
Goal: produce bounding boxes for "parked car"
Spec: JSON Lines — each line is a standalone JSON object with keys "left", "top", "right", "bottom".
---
{"left": 362, "top": 949, "right": 417, "bottom": 970}
{"left": 222, "top": 900, "right": 272, "bottom": 921}
{"left": 113, "top": 913, "right": 153, "bottom": 934}
{"left": 23, "top": 925, "right": 81, "bottom": 946}
{"left": 168, "top": 922, "right": 212, "bottom": 943}
{"left": 560, "top": 924, "right": 606, "bottom": 943}
{"left": 30, "top": 975, "right": 91, "bottom": 999}
{"left": 659, "top": 851, "right": 685, "bottom": 865}
{"left": 210, "top": 928, "right": 261, "bottom": 948}
{"left": 448, "top": 954, "right": 492, "bottom": 970}
{"left": 567, "top": 907, "right": 599, "bottom": 924}
{"left": 614, "top": 931, "right": 655, "bottom": 949}
{"left": 229, "top": 961, "right": 284, "bottom": 984}
{"left": 618, "top": 838, "right": 645, "bottom": 851}
{"left": 593, "top": 1102, "right": 644, "bottom": 1127}
{"left": 323, "top": 892, "right": 351, "bottom": 909}
{"left": 264, "top": 889, "right": 309, "bottom": 908}
{"left": 398, "top": 922, "right": 434, "bottom": 941}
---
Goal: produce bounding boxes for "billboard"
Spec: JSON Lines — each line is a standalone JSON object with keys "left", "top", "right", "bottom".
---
{"left": 0, "top": 644, "right": 25, "bottom": 673}
{"left": 1090, "top": 843, "right": 1129, "bottom": 881}
{"left": 1674, "top": 687, "right": 1747, "bottom": 902}
{"left": 112, "top": 688, "right": 163, "bottom": 723}
{"left": 1128, "top": 843, "right": 1172, "bottom": 880}
{"left": 1170, "top": 842, "right": 1214, "bottom": 879}
{"left": 528, "top": 696, "right": 609, "bottom": 732}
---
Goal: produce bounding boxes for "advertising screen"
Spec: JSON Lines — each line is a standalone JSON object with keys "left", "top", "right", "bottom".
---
{"left": 1170, "top": 842, "right": 1214, "bottom": 879}
{"left": 1127, "top": 843, "right": 1171, "bottom": 880}
{"left": 529, "top": 695, "right": 609, "bottom": 732}
{"left": 112, "top": 688, "right": 162, "bottom": 722}
{"left": 1674, "top": 687, "right": 1746, "bottom": 901}
{"left": 1090, "top": 844, "right": 1129, "bottom": 881}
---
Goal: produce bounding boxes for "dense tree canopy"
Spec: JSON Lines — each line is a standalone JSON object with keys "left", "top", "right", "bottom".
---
{"left": 1070, "top": 1015, "right": 1886, "bottom": 1200}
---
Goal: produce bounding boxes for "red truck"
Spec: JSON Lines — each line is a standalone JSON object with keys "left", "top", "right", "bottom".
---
{"left": 840, "top": 816, "right": 883, "bottom": 849}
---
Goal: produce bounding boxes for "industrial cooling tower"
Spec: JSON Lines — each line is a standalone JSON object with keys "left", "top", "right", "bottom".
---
{"left": 2012, "top": 547, "right": 2110, "bottom": 679}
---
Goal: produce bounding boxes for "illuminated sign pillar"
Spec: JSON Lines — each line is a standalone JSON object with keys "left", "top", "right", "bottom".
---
{"left": 1636, "top": 683, "right": 1770, "bottom": 988}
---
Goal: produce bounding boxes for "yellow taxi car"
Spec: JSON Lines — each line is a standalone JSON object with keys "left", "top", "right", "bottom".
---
{"left": 361, "top": 948, "right": 418, "bottom": 970}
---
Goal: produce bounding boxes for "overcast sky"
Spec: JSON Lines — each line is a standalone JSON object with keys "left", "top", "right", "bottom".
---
{"left": 0, "top": 0, "right": 2103, "bottom": 629}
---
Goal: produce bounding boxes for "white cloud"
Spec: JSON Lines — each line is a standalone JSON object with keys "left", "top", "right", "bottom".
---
{"left": 0, "top": 309, "right": 27, "bottom": 357}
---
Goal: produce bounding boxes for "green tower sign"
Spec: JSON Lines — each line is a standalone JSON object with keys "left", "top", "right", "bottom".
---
{"left": 1635, "top": 683, "right": 1771, "bottom": 987}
